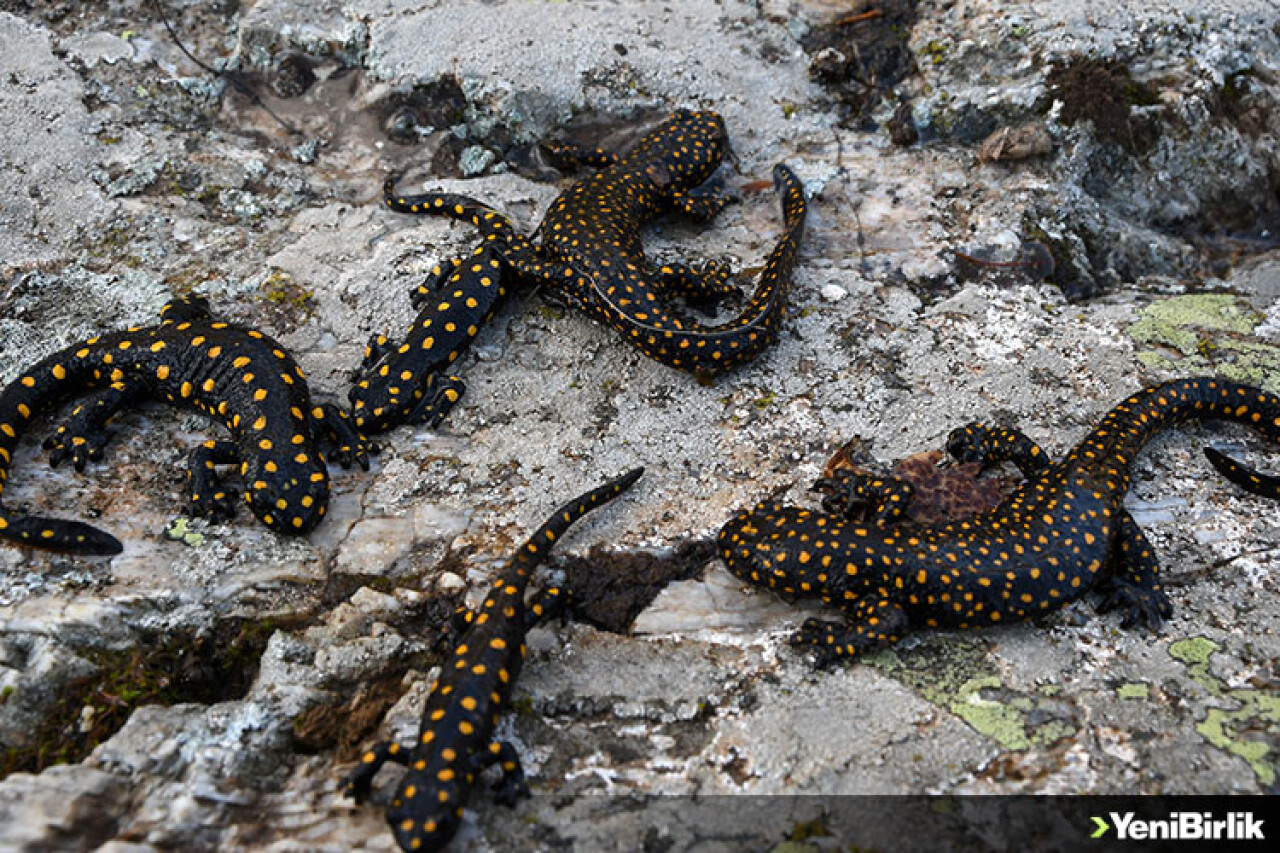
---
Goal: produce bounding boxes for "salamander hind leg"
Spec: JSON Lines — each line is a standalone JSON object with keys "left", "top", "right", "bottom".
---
{"left": 793, "top": 596, "right": 909, "bottom": 667}
{"left": 478, "top": 740, "right": 529, "bottom": 806}
{"left": 410, "top": 258, "right": 466, "bottom": 310}
{"left": 525, "top": 585, "right": 570, "bottom": 630}
{"left": 654, "top": 260, "right": 742, "bottom": 307}
{"left": 946, "top": 422, "right": 1052, "bottom": 478}
{"left": 344, "top": 740, "right": 414, "bottom": 803}
{"left": 353, "top": 333, "right": 395, "bottom": 379}
{"left": 186, "top": 440, "right": 242, "bottom": 521}
{"left": 1096, "top": 510, "right": 1173, "bottom": 630}
{"left": 812, "top": 470, "right": 915, "bottom": 524}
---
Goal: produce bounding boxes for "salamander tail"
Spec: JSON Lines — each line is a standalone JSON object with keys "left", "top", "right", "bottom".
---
{"left": 0, "top": 508, "right": 123, "bottom": 555}
{"left": 1204, "top": 447, "right": 1280, "bottom": 500}
{"left": 514, "top": 467, "right": 644, "bottom": 570}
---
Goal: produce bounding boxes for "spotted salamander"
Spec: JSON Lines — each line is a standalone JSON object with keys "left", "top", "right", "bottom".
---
{"left": 349, "top": 246, "right": 508, "bottom": 433}
{"left": 719, "top": 378, "right": 1280, "bottom": 666}
{"left": 344, "top": 467, "right": 643, "bottom": 852}
{"left": 0, "top": 296, "right": 373, "bottom": 555}
{"left": 378, "top": 109, "right": 807, "bottom": 386}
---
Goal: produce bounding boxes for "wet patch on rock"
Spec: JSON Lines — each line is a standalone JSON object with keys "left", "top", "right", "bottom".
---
{"left": 819, "top": 441, "right": 1020, "bottom": 525}
{"left": 561, "top": 539, "right": 717, "bottom": 634}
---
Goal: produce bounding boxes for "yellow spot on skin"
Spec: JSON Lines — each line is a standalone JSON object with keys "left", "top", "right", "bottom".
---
{"left": 156, "top": 365, "right": 170, "bottom": 380}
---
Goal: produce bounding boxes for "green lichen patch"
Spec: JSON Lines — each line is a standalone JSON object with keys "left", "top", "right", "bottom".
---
{"left": 1128, "top": 295, "right": 1279, "bottom": 392}
{"left": 1116, "top": 682, "right": 1150, "bottom": 701}
{"left": 1169, "top": 636, "right": 1279, "bottom": 786}
{"left": 867, "top": 640, "right": 1077, "bottom": 751}
{"left": 256, "top": 270, "right": 316, "bottom": 331}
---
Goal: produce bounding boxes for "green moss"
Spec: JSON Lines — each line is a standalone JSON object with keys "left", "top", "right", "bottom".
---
{"left": 261, "top": 271, "right": 315, "bottom": 315}
{"left": 788, "top": 814, "right": 830, "bottom": 841}
{"left": 0, "top": 617, "right": 293, "bottom": 780}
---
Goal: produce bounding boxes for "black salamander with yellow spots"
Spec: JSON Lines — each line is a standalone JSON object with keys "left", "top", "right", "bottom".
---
{"left": 344, "top": 467, "right": 643, "bottom": 852}
{"left": 379, "top": 109, "right": 807, "bottom": 382}
{"left": 0, "top": 296, "right": 373, "bottom": 555}
{"left": 719, "top": 378, "right": 1280, "bottom": 666}
{"left": 349, "top": 246, "right": 508, "bottom": 433}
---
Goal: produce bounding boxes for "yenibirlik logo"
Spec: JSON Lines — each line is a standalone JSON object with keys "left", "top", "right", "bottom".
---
{"left": 1091, "top": 811, "right": 1265, "bottom": 841}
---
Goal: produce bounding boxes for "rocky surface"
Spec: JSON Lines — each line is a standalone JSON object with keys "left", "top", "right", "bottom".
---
{"left": 0, "top": 0, "right": 1278, "bottom": 850}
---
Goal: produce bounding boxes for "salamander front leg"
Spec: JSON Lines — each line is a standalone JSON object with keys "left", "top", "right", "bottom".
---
{"left": 398, "top": 374, "right": 465, "bottom": 429}
{"left": 946, "top": 422, "right": 1052, "bottom": 478}
{"left": 344, "top": 740, "right": 415, "bottom": 803}
{"left": 44, "top": 381, "right": 142, "bottom": 471}
{"left": 187, "top": 440, "right": 242, "bottom": 521}
{"left": 811, "top": 470, "right": 916, "bottom": 524}
{"left": 1097, "top": 510, "right": 1173, "bottom": 630}
{"left": 539, "top": 139, "right": 619, "bottom": 171}
{"left": 792, "top": 596, "right": 909, "bottom": 667}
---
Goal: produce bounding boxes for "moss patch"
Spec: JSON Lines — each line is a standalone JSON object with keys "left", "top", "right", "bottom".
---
{"left": 1116, "top": 682, "right": 1150, "bottom": 701}
{"left": 1046, "top": 56, "right": 1161, "bottom": 155}
{"left": 0, "top": 617, "right": 293, "bottom": 779}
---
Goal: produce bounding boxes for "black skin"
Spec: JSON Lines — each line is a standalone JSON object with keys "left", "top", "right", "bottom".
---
{"left": 0, "top": 296, "right": 374, "bottom": 555}
{"left": 344, "top": 467, "right": 642, "bottom": 853}
{"left": 719, "top": 378, "right": 1280, "bottom": 666}
{"left": 349, "top": 246, "right": 508, "bottom": 434}
{"left": 360, "top": 109, "right": 807, "bottom": 434}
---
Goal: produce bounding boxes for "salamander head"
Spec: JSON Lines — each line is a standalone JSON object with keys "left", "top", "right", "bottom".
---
{"left": 625, "top": 108, "right": 728, "bottom": 194}
{"left": 241, "top": 449, "right": 330, "bottom": 535}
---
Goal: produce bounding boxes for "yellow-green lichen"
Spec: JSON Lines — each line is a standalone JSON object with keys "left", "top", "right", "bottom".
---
{"left": 1169, "top": 636, "right": 1279, "bottom": 786}
{"left": 1117, "top": 682, "right": 1150, "bottom": 701}
{"left": 868, "top": 641, "right": 1075, "bottom": 751}
{"left": 1128, "top": 295, "right": 1279, "bottom": 392}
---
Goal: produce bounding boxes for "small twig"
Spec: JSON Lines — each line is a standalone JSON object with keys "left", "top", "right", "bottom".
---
{"left": 1163, "top": 547, "right": 1279, "bottom": 587}
{"left": 833, "top": 8, "right": 884, "bottom": 27}
{"left": 149, "top": 0, "right": 300, "bottom": 137}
